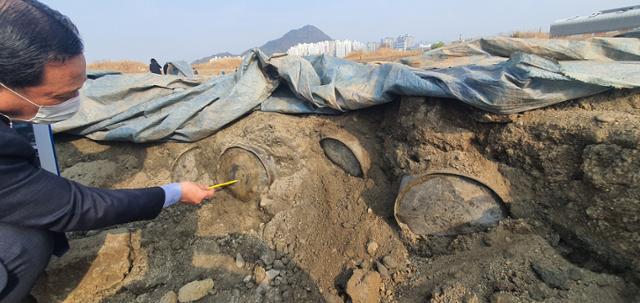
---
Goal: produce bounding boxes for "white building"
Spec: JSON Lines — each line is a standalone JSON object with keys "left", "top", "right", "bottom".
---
{"left": 287, "top": 40, "right": 366, "bottom": 58}
{"left": 366, "top": 42, "right": 380, "bottom": 52}
{"left": 208, "top": 56, "right": 242, "bottom": 63}
{"left": 381, "top": 37, "right": 395, "bottom": 48}
{"left": 395, "top": 34, "right": 416, "bottom": 51}
{"left": 417, "top": 43, "right": 433, "bottom": 50}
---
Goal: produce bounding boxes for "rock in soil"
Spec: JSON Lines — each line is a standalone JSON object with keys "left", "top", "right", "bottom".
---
{"left": 382, "top": 255, "right": 399, "bottom": 270}
{"left": 531, "top": 261, "right": 571, "bottom": 290}
{"left": 594, "top": 113, "right": 616, "bottom": 123}
{"left": 235, "top": 253, "right": 245, "bottom": 268}
{"left": 346, "top": 269, "right": 382, "bottom": 303}
{"left": 375, "top": 261, "right": 390, "bottom": 279}
{"left": 491, "top": 291, "right": 518, "bottom": 303}
{"left": 273, "top": 259, "right": 285, "bottom": 270}
{"left": 178, "top": 279, "right": 214, "bottom": 302}
{"left": 367, "top": 241, "right": 379, "bottom": 255}
{"left": 254, "top": 266, "right": 267, "bottom": 284}
{"left": 266, "top": 269, "right": 280, "bottom": 283}
{"left": 261, "top": 251, "right": 275, "bottom": 266}
{"left": 31, "top": 229, "right": 135, "bottom": 303}
{"left": 159, "top": 291, "right": 178, "bottom": 303}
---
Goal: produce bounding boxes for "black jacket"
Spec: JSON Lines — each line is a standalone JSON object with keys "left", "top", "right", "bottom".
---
{"left": 0, "top": 116, "right": 165, "bottom": 291}
{"left": 150, "top": 61, "right": 162, "bottom": 74}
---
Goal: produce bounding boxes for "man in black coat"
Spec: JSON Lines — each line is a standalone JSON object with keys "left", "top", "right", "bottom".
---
{"left": 0, "top": 1, "right": 215, "bottom": 302}
{"left": 150, "top": 58, "right": 162, "bottom": 75}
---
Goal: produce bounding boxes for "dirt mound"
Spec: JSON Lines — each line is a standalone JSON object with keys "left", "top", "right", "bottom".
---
{"left": 382, "top": 90, "right": 640, "bottom": 302}
{"left": 35, "top": 89, "right": 640, "bottom": 302}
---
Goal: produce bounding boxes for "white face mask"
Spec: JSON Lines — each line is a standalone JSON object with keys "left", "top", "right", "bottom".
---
{"left": 0, "top": 82, "right": 81, "bottom": 124}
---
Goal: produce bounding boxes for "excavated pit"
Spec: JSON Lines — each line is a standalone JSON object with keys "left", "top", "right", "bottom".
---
{"left": 36, "top": 89, "right": 640, "bottom": 303}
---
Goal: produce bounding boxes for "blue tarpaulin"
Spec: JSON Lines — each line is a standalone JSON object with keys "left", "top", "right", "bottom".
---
{"left": 53, "top": 37, "right": 640, "bottom": 142}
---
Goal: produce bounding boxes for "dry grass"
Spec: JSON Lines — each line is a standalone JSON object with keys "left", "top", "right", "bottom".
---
{"left": 87, "top": 60, "right": 148, "bottom": 73}
{"left": 344, "top": 48, "right": 423, "bottom": 63}
{"left": 510, "top": 31, "right": 550, "bottom": 39}
{"left": 193, "top": 57, "right": 243, "bottom": 76}
{"left": 87, "top": 58, "right": 242, "bottom": 77}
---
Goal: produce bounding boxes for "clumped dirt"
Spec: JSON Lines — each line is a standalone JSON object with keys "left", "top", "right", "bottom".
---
{"left": 34, "top": 89, "right": 640, "bottom": 303}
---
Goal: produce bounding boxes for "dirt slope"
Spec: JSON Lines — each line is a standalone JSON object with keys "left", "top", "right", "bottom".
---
{"left": 34, "top": 89, "right": 640, "bottom": 303}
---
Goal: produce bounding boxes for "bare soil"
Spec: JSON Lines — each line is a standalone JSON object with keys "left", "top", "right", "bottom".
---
{"left": 34, "top": 89, "right": 640, "bottom": 303}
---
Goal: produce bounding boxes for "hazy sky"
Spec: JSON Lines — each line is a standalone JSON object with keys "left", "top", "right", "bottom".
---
{"left": 42, "top": 0, "right": 639, "bottom": 63}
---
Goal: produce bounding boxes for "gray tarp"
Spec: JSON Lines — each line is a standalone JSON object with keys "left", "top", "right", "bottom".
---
{"left": 53, "top": 37, "right": 640, "bottom": 142}
{"left": 166, "top": 60, "right": 195, "bottom": 78}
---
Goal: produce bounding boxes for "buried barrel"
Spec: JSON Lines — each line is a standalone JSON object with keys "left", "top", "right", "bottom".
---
{"left": 171, "top": 146, "right": 203, "bottom": 182}
{"left": 320, "top": 130, "right": 371, "bottom": 178}
{"left": 216, "top": 145, "right": 274, "bottom": 202}
{"left": 394, "top": 172, "right": 507, "bottom": 238}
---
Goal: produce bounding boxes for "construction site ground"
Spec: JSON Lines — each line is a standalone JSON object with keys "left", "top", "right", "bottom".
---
{"left": 33, "top": 89, "right": 640, "bottom": 303}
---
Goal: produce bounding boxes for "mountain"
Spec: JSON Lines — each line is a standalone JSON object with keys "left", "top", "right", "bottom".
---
{"left": 192, "top": 52, "right": 237, "bottom": 65}
{"left": 257, "top": 25, "right": 332, "bottom": 55}
{"left": 192, "top": 25, "right": 332, "bottom": 64}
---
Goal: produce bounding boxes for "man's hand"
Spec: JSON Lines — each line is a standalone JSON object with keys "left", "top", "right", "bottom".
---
{"left": 179, "top": 182, "right": 215, "bottom": 205}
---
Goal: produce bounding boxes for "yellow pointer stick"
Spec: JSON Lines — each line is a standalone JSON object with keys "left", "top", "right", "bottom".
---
{"left": 208, "top": 179, "right": 238, "bottom": 190}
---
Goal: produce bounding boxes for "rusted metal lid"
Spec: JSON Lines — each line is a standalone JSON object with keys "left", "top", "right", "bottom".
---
{"left": 394, "top": 172, "right": 507, "bottom": 238}
{"left": 217, "top": 144, "right": 274, "bottom": 202}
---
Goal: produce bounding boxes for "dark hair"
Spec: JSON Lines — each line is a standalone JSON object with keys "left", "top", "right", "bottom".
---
{"left": 0, "top": 0, "right": 84, "bottom": 88}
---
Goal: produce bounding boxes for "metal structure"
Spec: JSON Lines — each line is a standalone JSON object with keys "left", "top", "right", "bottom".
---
{"left": 550, "top": 5, "right": 640, "bottom": 37}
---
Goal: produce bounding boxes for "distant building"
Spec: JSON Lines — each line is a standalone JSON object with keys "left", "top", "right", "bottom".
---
{"left": 287, "top": 40, "right": 366, "bottom": 58}
{"left": 208, "top": 56, "right": 242, "bottom": 63}
{"left": 550, "top": 5, "right": 640, "bottom": 37}
{"left": 366, "top": 42, "right": 379, "bottom": 52}
{"left": 381, "top": 37, "right": 395, "bottom": 48}
{"left": 417, "top": 42, "right": 433, "bottom": 50}
{"left": 394, "top": 34, "right": 415, "bottom": 51}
